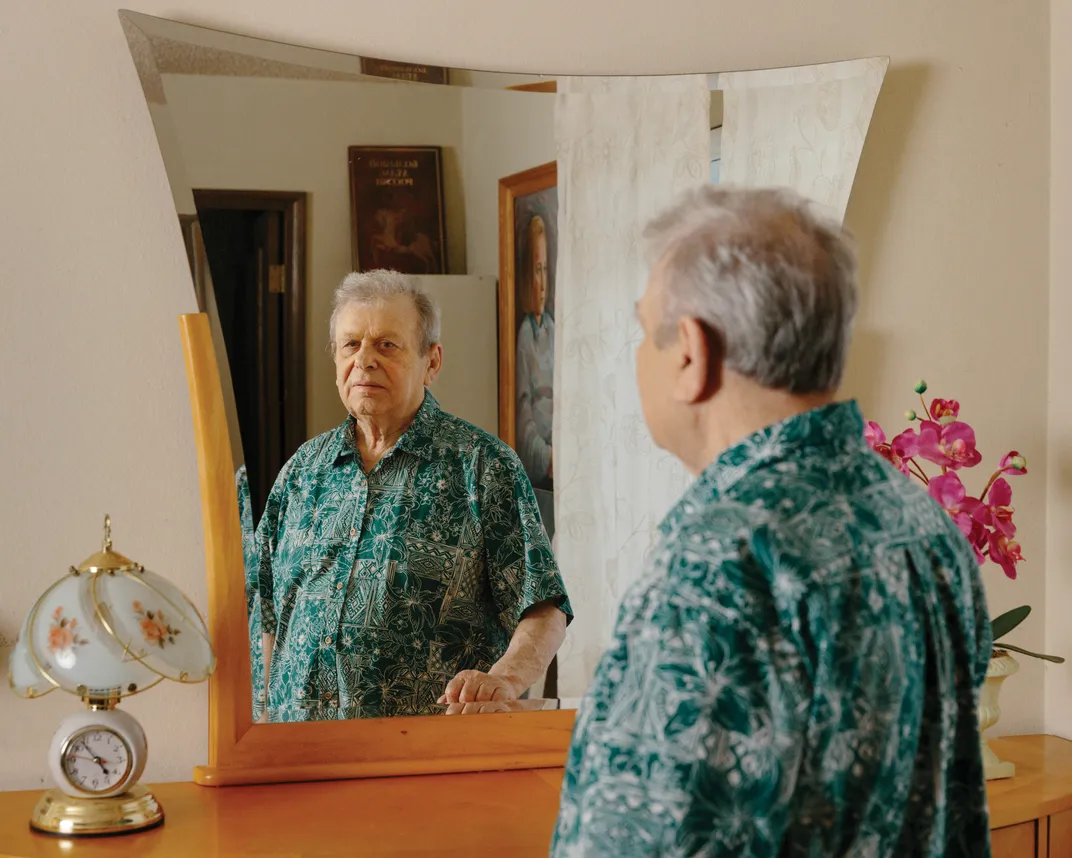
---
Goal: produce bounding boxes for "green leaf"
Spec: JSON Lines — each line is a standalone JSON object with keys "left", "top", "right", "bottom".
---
{"left": 991, "top": 605, "right": 1031, "bottom": 641}
{"left": 995, "top": 642, "right": 1065, "bottom": 664}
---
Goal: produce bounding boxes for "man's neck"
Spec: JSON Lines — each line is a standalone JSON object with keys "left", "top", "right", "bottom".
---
{"left": 352, "top": 405, "right": 419, "bottom": 471}
{"left": 684, "top": 383, "right": 836, "bottom": 476}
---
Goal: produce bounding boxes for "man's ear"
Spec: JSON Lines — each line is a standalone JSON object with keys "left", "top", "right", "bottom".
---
{"left": 425, "top": 344, "right": 443, "bottom": 385}
{"left": 674, "top": 317, "right": 723, "bottom": 405}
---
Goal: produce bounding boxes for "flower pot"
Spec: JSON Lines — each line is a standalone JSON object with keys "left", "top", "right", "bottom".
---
{"left": 979, "top": 650, "right": 1019, "bottom": 780}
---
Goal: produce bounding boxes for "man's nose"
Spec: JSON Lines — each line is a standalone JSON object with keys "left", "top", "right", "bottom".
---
{"left": 355, "top": 344, "right": 378, "bottom": 370}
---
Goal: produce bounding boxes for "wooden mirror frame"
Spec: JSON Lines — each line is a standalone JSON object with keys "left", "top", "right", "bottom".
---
{"left": 180, "top": 314, "right": 575, "bottom": 787}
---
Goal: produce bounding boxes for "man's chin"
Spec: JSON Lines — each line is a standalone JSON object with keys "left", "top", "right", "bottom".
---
{"left": 347, "top": 395, "right": 389, "bottom": 415}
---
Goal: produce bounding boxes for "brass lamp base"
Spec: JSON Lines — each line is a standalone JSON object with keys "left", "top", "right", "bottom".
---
{"left": 30, "top": 784, "right": 164, "bottom": 837}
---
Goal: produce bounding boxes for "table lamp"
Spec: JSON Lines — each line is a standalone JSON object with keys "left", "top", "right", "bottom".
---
{"left": 7, "top": 515, "right": 215, "bottom": 837}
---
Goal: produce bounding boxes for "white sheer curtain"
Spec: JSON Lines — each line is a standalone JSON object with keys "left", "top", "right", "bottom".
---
{"left": 552, "top": 76, "right": 710, "bottom": 697}
{"left": 718, "top": 58, "right": 888, "bottom": 220}
{"left": 550, "top": 62, "right": 886, "bottom": 696}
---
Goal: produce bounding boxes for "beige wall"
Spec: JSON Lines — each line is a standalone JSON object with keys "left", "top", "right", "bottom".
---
{"left": 460, "top": 88, "right": 556, "bottom": 276}
{"left": 1048, "top": 0, "right": 1071, "bottom": 737}
{"left": 0, "top": 0, "right": 1050, "bottom": 790}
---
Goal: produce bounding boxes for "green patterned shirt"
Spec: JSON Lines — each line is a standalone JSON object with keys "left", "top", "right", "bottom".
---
{"left": 236, "top": 465, "right": 267, "bottom": 721}
{"left": 553, "top": 401, "right": 992, "bottom": 857}
{"left": 257, "top": 391, "right": 571, "bottom": 721}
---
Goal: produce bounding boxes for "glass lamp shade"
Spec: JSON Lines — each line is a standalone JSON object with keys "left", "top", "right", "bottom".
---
{"left": 8, "top": 612, "right": 54, "bottom": 699}
{"left": 7, "top": 516, "right": 215, "bottom": 701}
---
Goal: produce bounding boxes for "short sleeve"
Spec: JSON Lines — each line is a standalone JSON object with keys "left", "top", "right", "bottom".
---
{"left": 480, "top": 445, "right": 572, "bottom": 636}
{"left": 553, "top": 544, "right": 806, "bottom": 857}
{"left": 255, "top": 456, "right": 297, "bottom": 637}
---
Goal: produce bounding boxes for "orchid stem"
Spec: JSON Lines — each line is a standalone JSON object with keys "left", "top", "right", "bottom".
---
{"left": 978, "top": 470, "right": 1001, "bottom": 504}
{"left": 907, "top": 458, "right": 930, "bottom": 485}
{"left": 919, "top": 394, "right": 931, "bottom": 421}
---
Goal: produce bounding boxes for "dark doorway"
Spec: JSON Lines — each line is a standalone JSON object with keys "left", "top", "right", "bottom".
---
{"left": 193, "top": 190, "right": 308, "bottom": 526}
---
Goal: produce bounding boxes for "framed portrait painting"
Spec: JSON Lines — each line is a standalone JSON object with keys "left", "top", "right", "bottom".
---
{"left": 348, "top": 145, "right": 447, "bottom": 274}
{"left": 498, "top": 161, "right": 557, "bottom": 535}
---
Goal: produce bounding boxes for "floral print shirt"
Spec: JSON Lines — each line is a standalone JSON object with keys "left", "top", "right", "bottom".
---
{"left": 257, "top": 391, "right": 571, "bottom": 721}
{"left": 236, "top": 465, "right": 266, "bottom": 721}
{"left": 552, "top": 401, "right": 992, "bottom": 858}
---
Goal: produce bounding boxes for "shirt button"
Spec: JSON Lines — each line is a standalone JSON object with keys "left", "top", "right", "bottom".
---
{"left": 323, "top": 691, "right": 332, "bottom": 700}
{"left": 350, "top": 528, "right": 357, "bottom": 537}
{"left": 336, "top": 582, "right": 344, "bottom": 591}
{"left": 324, "top": 636, "right": 333, "bottom": 645}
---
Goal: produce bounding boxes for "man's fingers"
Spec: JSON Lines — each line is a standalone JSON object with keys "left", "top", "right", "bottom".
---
{"left": 491, "top": 684, "right": 511, "bottom": 702}
{"left": 459, "top": 673, "right": 484, "bottom": 703}
{"left": 442, "top": 672, "right": 469, "bottom": 703}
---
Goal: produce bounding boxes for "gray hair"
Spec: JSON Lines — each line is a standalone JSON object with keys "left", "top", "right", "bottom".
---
{"left": 329, "top": 269, "right": 441, "bottom": 353}
{"left": 644, "top": 185, "right": 858, "bottom": 394}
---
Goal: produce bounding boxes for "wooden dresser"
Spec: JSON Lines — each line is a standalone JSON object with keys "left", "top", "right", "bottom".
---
{"left": 0, "top": 734, "right": 1066, "bottom": 856}
{"left": 989, "top": 735, "right": 1072, "bottom": 857}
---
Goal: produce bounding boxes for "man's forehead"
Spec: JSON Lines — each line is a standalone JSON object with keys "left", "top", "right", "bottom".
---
{"left": 336, "top": 297, "right": 418, "bottom": 336}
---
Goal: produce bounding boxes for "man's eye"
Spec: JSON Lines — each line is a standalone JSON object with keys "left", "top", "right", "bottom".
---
{"left": 381, "top": 341, "right": 397, "bottom": 350}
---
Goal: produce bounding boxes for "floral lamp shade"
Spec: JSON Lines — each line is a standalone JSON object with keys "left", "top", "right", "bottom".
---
{"left": 8, "top": 516, "right": 215, "bottom": 701}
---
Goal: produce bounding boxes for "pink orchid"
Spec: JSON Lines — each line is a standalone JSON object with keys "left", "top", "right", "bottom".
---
{"left": 864, "top": 421, "right": 886, "bottom": 449}
{"left": 891, "top": 429, "right": 920, "bottom": 461}
{"left": 930, "top": 398, "right": 960, "bottom": 424}
{"left": 999, "top": 451, "right": 1028, "bottom": 476}
{"left": 864, "top": 380, "right": 1031, "bottom": 585}
{"left": 871, "top": 427, "right": 919, "bottom": 475}
{"left": 988, "top": 531, "right": 1024, "bottom": 580}
{"left": 928, "top": 472, "right": 982, "bottom": 538}
{"left": 974, "top": 477, "right": 1016, "bottom": 538}
{"left": 916, "top": 420, "right": 983, "bottom": 470}
{"left": 966, "top": 520, "right": 989, "bottom": 565}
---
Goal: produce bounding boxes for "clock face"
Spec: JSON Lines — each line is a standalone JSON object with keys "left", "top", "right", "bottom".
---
{"left": 60, "top": 727, "right": 134, "bottom": 796}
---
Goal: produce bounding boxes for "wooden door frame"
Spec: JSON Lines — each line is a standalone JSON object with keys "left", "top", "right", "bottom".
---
{"left": 192, "top": 189, "right": 308, "bottom": 466}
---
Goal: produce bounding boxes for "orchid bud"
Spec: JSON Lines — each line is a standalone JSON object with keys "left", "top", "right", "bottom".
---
{"left": 913, "top": 379, "right": 928, "bottom": 394}
{"left": 905, "top": 409, "right": 917, "bottom": 421}
{"left": 1011, "top": 455, "right": 1027, "bottom": 471}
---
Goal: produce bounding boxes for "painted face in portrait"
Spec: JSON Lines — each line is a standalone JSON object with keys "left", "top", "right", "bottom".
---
{"left": 527, "top": 216, "right": 548, "bottom": 319}
{"left": 333, "top": 295, "right": 442, "bottom": 423}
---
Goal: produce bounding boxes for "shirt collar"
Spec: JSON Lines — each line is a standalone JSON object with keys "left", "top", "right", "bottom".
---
{"left": 660, "top": 399, "right": 866, "bottom": 534}
{"left": 332, "top": 389, "right": 442, "bottom": 465}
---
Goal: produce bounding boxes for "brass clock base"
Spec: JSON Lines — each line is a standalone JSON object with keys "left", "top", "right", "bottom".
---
{"left": 29, "top": 784, "right": 164, "bottom": 837}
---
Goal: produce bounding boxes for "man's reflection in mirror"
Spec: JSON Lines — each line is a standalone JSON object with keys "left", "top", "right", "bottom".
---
{"left": 249, "top": 270, "right": 572, "bottom": 721}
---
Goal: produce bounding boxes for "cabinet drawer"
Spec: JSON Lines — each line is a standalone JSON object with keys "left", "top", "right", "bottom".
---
{"left": 991, "top": 821, "right": 1037, "bottom": 858}
{"left": 1052, "top": 809, "right": 1072, "bottom": 857}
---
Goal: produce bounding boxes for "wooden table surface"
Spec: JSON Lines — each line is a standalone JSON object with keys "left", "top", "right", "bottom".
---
{"left": 0, "top": 767, "right": 567, "bottom": 857}
{"left": 986, "top": 734, "right": 1072, "bottom": 829}
{"left": 1, "top": 735, "right": 1068, "bottom": 856}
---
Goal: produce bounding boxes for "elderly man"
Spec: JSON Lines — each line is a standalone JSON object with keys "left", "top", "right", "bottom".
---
{"left": 552, "top": 187, "right": 991, "bottom": 856}
{"left": 256, "top": 270, "right": 571, "bottom": 722}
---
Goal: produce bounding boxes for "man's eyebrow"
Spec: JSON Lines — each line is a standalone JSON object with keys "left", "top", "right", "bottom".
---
{"left": 337, "top": 329, "right": 403, "bottom": 340}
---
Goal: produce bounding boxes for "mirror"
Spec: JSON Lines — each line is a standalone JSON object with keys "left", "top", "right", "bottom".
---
{"left": 121, "top": 10, "right": 886, "bottom": 737}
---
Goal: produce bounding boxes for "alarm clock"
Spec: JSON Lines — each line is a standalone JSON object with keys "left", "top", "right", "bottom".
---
{"left": 28, "top": 706, "right": 163, "bottom": 837}
{"left": 48, "top": 708, "right": 147, "bottom": 799}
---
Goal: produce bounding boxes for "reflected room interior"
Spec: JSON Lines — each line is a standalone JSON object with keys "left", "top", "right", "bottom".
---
{"left": 121, "top": 10, "right": 884, "bottom": 729}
